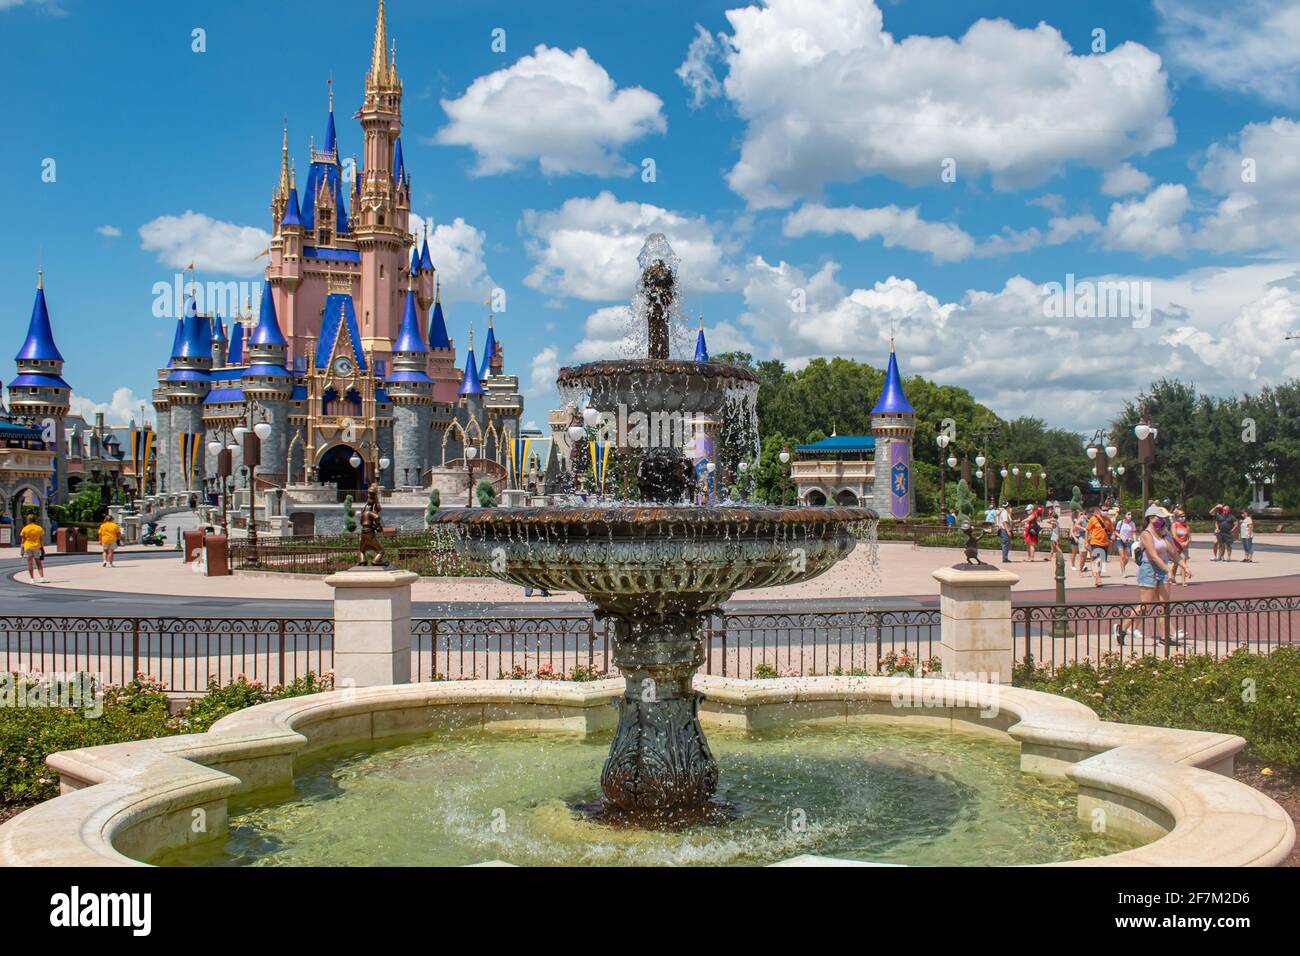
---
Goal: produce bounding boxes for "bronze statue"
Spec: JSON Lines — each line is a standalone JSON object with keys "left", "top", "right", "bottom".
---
{"left": 357, "top": 482, "right": 386, "bottom": 566}
{"left": 961, "top": 521, "right": 987, "bottom": 565}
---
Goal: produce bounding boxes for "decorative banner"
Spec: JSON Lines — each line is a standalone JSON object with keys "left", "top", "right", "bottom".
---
{"left": 189, "top": 433, "right": 201, "bottom": 490}
{"left": 694, "top": 458, "right": 714, "bottom": 503}
{"left": 889, "top": 441, "right": 911, "bottom": 519}
{"left": 589, "top": 440, "right": 612, "bottom": 495}
{"left": 143, "top": 430, "right": 155, "bottom": 489}
{"left": 180, "top": 432, "right": 192, "bottom": 490}
{"left": 509, "top": 437, "right": 531, "bottom": 488}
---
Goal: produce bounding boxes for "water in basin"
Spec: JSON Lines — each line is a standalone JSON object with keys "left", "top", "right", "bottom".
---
{"left": 155, "top": 723, "right": 1142, "bottom": 867}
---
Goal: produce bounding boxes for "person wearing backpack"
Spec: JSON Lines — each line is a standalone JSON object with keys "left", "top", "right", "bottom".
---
{"left": 1085, "top": 506, "right": 1114, "bottom": 587}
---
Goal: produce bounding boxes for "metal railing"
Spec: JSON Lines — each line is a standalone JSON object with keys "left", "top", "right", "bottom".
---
{"left": 0, "top": 617, "right": 334, "bottom": 694}
{"left": 1014, "top": 594, "right": 1300, "bottom": 672}
{"left": 228, "top": 530, "right": 482, "bottom": 578}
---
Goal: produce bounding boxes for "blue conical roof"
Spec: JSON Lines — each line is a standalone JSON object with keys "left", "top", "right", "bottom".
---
{"left": 459, "top": 349, "right": 483, "bottom": 396}
{"left": 393, "top": 290, "right": 428, "bottom": 353}
{"left": 228, "top": 321, "right": 245, "bottom": 365}
{"left": 167, "top": 317, "right": 185, "bottom": 364}
{"left": 694, "top": 327, "right": 709, "bottom": 363}
{"left": 419, "top": 235, "right": 433, "bottom": 271}
{"left": 428, "top": 297, "right": 451, "bottom": 350}
{"left": 16, "top": 281, "right": 64, "bottom": 363}
{"left": 324, "top": 107, "right": 337, "bottom": 153}
{"left": 871, "top": 344, "right": 913, "bottom": 415}
{"left": 211, "top": 314, "right": 227, "bottom": 341}
{"left": 282, "top": 187, "right": 303, "bottom": 227}
{"left": 393, "top": 137, "right": 405, "bottom": 183}
{"left": 479, "top": 325, "right": 496, "bottom": 379}
{"left": 179, "top": 297, "right": 211, "bottom": 360}
{"left": 250, "top": 282, "right": 287, "bottom": 346}
{"left": 410, "top": 245, "right": 421, "bottom": 276}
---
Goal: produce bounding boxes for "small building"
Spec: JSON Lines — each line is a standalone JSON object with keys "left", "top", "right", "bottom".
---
{"left": 792, "top": 435, "right": 874, "bottom": 506}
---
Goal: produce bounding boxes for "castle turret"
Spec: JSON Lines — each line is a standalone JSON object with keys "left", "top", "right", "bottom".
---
{"left": 870, "top": 340, "right": 915, "bottom": 519}
{"left": 10, "top": 269, "right": 70, "bottom": 501}
{"left": 166, "top": 296, "right": 214, "bottom": 491}
{"left": 211, "top": 313, "right": 228, "bottom": 368}
{"left": 694, "top": 317, "right": 709, "bottom": 362}
{"left": 241, "top": 282, "right": 293, "bottom": 484}
{"left": 388, "top": 289, "right": 433, "bottom": 487}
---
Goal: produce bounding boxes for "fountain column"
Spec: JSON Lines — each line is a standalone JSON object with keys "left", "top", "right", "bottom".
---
{"left": 600, "top": 613, "right": 718, "bottom": 817}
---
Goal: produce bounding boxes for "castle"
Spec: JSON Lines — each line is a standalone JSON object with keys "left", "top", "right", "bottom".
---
{"left": 151, "top": 0, "right": 521, "bottom": 508}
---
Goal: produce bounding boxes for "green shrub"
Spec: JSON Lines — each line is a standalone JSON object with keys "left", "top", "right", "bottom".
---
{"left": 1015, "top": 647, "right": 1300, "bottom": 767}
{"left": 475, "top": 479, "right": 497, "bottom": 508}
{"left": 342, "top": 495, "right": 356, "bottom": 533}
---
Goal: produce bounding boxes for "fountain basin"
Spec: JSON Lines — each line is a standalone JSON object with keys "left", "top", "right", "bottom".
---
{"left": 3, "top": 676, "right": 1291, "bottom": 867}
{"left": 558, "top": 358, "right": 758, "bottom": 416}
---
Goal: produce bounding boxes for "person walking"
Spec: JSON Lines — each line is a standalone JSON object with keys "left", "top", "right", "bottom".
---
{"left": 1116, "top": 510, "right": 1136, "bottom": 577}
{"left": 19, "top": 512, "right": 47, "bottom": 583}
{"left": 1116, "top": 505, "right": 1181, "bottom": 649}
{"left": 1170, "top": 509, "right": 1191, "bottom": 584}
{"left": 1022, "top": 506, "right": 1040, "bottom": 562}
{"left": 1048, "top": 507, "right": 1063, "bottom": 559}
{"left": 1071, "top": 510, "right": 1089, "bottom": 574}
{"left": 1240, "top": 510, "right": 1255, "bottom": 562}
{"left": 1085, "top": 506, "right": 1114, "bottom": 587}
{"left": 98, "top": 514, "right": 122, "bottom": 568}
{"left": 996, "top": 500, "right": 1012, "bottom": 563}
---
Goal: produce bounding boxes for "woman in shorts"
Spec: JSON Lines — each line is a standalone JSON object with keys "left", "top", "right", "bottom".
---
{"left": 19, "top": 513, "right": 46, "bottom": 584}
{"left": 1116, "top": 506, "right": 1180, "bottom": 649}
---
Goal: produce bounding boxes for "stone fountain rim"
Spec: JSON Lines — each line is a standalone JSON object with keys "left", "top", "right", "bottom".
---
{"left": 430, "top": 504, "right": 876, "bottom": 533}
{"left": 556, "top": 357, "right": 760, "bottom": 385}
{"left": 2, "top": 675, "right": 1290, "bottom": 868}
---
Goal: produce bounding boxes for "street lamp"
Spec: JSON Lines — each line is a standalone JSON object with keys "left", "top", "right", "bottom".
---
{"left": 778, "top": 446, "right": 791, "bottom": 504}
{"left": 1134, "top": 408, "right": 1159, "bottom": 504}
{"left": 583, "top": 406, "right": 602, "bottom": 429}
{"left": 936, "top": 434, "right": 951, "bottom": 512}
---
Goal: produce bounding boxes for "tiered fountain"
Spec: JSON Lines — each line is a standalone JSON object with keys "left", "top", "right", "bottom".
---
{"left": 434, "top": 236, "right": 875, "bottom": 825}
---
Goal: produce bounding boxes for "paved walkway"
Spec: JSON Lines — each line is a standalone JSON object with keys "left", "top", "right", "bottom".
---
{"left": 3, "top": 535, "right": 1297, "bottom": 618}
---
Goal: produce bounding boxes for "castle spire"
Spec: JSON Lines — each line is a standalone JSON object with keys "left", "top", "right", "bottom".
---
{"left": 871, "top": 341, "right": 913, "bottom": 415}
{"left": 393, "top": 289, "right": 428, "bottom": 354}
{"left": 459, "top": 316, "right": 483, "bottom": 396}
{"left": 250, "top": 280, "right": 287, "bottom": 347}
{"left": 419, "top": 224, "right": 433, "bottom": 271}
{"left": 16, "top": 272, "right": 64, "bottom": 363}
{"left": 278, "top": 124, "right": 290, "bottom": 197}
{"left": 370, "top": 0, "right": 388, "bottom": 85}
{"left": 428, "top": 279, "right": 451, "bottom": 350}
{"left": 694, "top": 315, "right": 709, "bottom": 363}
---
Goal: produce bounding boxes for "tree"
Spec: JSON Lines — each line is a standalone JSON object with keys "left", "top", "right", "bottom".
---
{"left": 423, "top": 488, "right": 440, "bottom": 528}
{"left": 342, "top": 495, "right": 356, "bottom": 533}
{"left": 475, "top": 479, "right": 497, "bottom": 508}
{"left": 953, "top": 478, "right": 975, "bottom": 525}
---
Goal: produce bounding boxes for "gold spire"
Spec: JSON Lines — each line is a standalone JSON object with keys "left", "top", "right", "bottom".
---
{"left": 468, "top": 315, "right": 475, "bottom": 353}
{"left": 327, "top": 73, "right": 333, "bottom": 112}
{"left": 277, "top": 124, "right": 291, "bottom": 198}
{"left": 370, "top": 0, "right": 388, "bottom": 84}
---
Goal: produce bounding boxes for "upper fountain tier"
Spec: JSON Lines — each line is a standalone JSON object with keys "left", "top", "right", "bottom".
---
{"left": 556, "top": 234, "right": 757, "bottom": 417}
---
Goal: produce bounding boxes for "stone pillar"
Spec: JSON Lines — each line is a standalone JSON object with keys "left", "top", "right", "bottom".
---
{"left": 932, "top": 565, "right": 1019, "bottom": 684}
{"left": 324, "top": 568, "right": 417, "bottom": 687}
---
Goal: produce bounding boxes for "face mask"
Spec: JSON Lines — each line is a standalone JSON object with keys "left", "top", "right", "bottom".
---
{"left": 1151, "top": 518, "right": 1166, "bottom": 532}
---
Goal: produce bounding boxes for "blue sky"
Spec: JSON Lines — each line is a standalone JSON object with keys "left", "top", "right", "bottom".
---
{"left": 4, "top": 0, "right": 1300, "bottom": 432}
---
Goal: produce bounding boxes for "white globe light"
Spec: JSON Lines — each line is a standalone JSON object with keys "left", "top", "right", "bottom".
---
{"left": 466, "top": 446, "right": 478, "bottom": 461}
{"left": 975, "top": 469, "right": 983, "bottom": 478}
{"left": 1134, "top": 424, "right": 1151, "bottom": 441}
{"left": 1117, "top": 465, "right": 1126, "bottom": 475}
{"left": 975, "top": 454, "right": 986, "bottom": 467}
{"left": 706, "top": 462, "right": 716, "bottom": 473}
{"left": 739, "top": 461, "right": 748, "bottom": 472}
{"left": 1086, "top": 446, "right": 1097, "bottom": 459}
{"left": 1000, "top": 468, "right": 1008, "bottom": 478}
{"left": 254, "top": 422, "right": 272, "bottom": 441}
{"left": 946, "top": 456, "right": 957, "bottom": 468}
{"left": 379, "top": 457, "right": 391, "bottom": 471}
{"left": 779, "top": 451, "right": 790, "bottom": 464}
{"left": 567, "top": 425, "right": 585, "bottom": 442}
{"left": 1105, "top": 444, "right": 1118, "bottom": 459}
{"left": 936, "top": 434, "right": 950, "bottom": 448}
{"left": 233, "top": 426, "right": 248, "bottom": 443}
{"left": 226, "top": 443, "right": 238, "bottom": 453}
{"left": 1012, "top": 467, "right": 1020, "bottom": 476}
{"left": 349, "top": 454, "right": 362, "bottom": 469}
{"left": 583, "top": 406, "right": 601, "bottom": 428}
{"left": 207, "top": 441, "right": 222, "bottom": 457}
{"left": 1040, "top": 472, "right": 1047, "bottom": 480}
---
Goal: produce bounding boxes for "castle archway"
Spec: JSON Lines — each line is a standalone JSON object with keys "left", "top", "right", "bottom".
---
{"left": 318, "top": 444, "right": 364, "bottom": 493}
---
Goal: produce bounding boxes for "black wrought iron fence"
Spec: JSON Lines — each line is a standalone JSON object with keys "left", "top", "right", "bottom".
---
{"left": 1013, "top": 594, "right": 1300, "bottom": 672}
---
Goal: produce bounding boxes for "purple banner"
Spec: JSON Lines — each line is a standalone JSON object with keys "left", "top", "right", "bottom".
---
{"left": 889, "top": 442, "right": 911, "bottom": 519}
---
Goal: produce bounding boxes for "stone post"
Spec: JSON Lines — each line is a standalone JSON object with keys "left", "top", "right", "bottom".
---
{"left": 932, "top": 565, "right": 1019, "bottom": 684}
{"left": 324, "top": 568, "right": 418, "bottom": 687}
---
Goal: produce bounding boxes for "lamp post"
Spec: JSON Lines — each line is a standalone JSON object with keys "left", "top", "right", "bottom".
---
{"left": 1133, "top": 407, "right": 1158, "bottom": 505}
{"left": 779, "top": 446, "right": 791, "bottom": 505}
{"left": 936, "top": 434, "right": 950, "bottom": 512}
{"left": 465, "top": 446, "right": 478, "bottom": 506}
{"left": 1087, "top": 430, "right": 1119, "bottom": 503}
{"left": 206, "top": 433, "right": 234, "bottom": 539}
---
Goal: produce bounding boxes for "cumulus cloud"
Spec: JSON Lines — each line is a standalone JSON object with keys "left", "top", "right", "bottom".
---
{"left": 783, "top": 203, "right": 1101, "bottom": 261}
{"left": 521, "top": 192, "right": 733, "bottom": 300}
{"left": 437, "top": 45, "right": 666, "bottom": 176}
{"left": 731, "top": 255, "right": 1300, "bottom": 429}
{"left": 407, "top": 213, "right": 494, "bottom": 303}
{"left": 677, "top": 24, "right": 726, "bottom": 107}
{"left": 1156, "top": 0, "right": 1300, "bottom": 104}
{"left": 70, "top": 387, "right": 149, "bottom": 427}
{"left": 681, "top": 0, "right": 1174, "bottom": 206}
{"left": 95, "top": 225, "right": 121, "bottom": 237}
{"left": 138, "top": 211, "right": 270, "bottom": 276}
{"left": 1103, "top": 184, "right": 1190, "bottom": 257}
{"left": 1101, "top": 163, "right": 1154, "bottom": 196}
{"left": 1193, "top": 117, "right": 1300, "bottom": 255}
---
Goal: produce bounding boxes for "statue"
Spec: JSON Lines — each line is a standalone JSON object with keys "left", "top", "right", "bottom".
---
{"left": 960, "top": 520, "right": 987, "bottom": 565}
{"left": 357, "top": 482, "right": 386, "bottom": 567}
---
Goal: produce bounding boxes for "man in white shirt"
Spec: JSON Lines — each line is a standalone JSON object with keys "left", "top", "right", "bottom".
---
{"left": 997, "top": 501, "right": 1012, "bottom": 563}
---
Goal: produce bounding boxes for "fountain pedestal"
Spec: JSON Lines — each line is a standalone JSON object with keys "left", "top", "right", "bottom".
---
{"left": 600, "top": 614, "right": 718, "bottom": 818}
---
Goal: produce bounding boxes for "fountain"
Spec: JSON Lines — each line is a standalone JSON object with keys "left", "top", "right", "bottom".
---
{"left": 433, "top": 235, "right": 875, "bottom": 824}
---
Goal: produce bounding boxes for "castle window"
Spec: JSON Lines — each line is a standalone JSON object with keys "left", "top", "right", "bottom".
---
{"left": 318, "top": 224, "right": 332, "bottom": 246}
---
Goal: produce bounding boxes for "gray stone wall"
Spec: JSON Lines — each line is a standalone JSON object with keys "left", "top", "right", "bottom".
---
{"left": 392, "top": 402, "right": 432, "bottom": 488}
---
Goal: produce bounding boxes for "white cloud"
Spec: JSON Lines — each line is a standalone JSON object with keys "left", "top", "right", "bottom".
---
{"left": 521, "top": 192, "right": 733, "bottom": 300}
{"left": 407, "top": 213, "right": 494, "bottom": 303}
{"left": 731, "top": 255, "right": 1300, "bottom": 429}
{"left": 1101, "top": 162, "right": 1154, "bottom": 196}
{"left": 1103, "top": 184, "right": 1189, "bottom": 257}
{"left": 683, "top": 0, "right": 1174, "bottom": 207}
{"left": 571, "top": 306, "right": 636, "bottom": 361}
{"left": 437, "top": 45, "right": 666, "bottom": 176}
{"left": 1193, "top": 117, "right": 1300, "bottom": 255}
{"left": 677, "top": 24, "right": 726, "bottom": 107}
{"left": 69, "top": 388, "right": 149, "bottom": 428}
{"left": 138, "top": 211, "right": 270, "bottom": 276}
{"left": 1156, "top": 0, "right": 1300, "bottom": 104}
{"left": 0, "top": 0, "right": 67, "bottom": 14}
{"left": 96, "top": 224, "right": 121, "bottom": 237}
{"left": 783, "top": 203, "right": 1101, "bottom": 261}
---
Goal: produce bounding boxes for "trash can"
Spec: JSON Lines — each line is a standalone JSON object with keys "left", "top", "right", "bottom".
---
{"left": 203, "top": 534, "right": 229, "bottom": 576}
{"left": 56, "top": 527, "right": 71, "bottom": 552}
{"left": 182, "top": 529, "right": 204, "bottom": 563}
{"left": 73, "top": 528, "right": 88, "bottom": 553}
